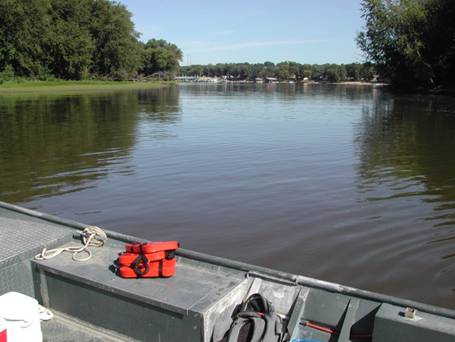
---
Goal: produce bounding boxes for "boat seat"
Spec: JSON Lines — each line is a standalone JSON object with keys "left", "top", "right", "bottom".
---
{"left": 32, "top": 238, "right": 249, "bottom": 342}
{"left": 372, "top": 304, "right": 455, "bottom": 342}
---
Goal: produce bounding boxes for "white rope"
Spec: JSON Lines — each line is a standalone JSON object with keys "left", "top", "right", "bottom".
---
{"left": 38, "top": 304, "right": 54, "bottom": 321}
{"left": 35, "top": 226, "right": 107, "bottom": 262}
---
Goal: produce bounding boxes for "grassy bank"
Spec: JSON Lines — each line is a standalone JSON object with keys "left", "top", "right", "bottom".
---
{"left": 0, "top": 80, "right": 172, "bottom": 95}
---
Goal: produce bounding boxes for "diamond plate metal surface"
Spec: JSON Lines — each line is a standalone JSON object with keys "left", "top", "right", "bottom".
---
{"left": 0, "top": 208, "right": 74, "bottom": 296}
{"left": 0, "top": 261, "right": 33, "bottom": 295}
{"left": 0, "top": 214, "right": 73, "bottom": 266}
{"left": 42, "top": 312, "right": 131, "bottom": 342}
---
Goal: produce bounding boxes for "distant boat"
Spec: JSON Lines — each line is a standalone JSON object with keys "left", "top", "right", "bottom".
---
{"left": 265, "top": 77, "right": 279, "bottom": 84}
{"left": 196, "top": 76, "right": 219, "bottom": 83}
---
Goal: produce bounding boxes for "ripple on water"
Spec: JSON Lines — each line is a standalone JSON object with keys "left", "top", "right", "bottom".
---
{"left": 1, "top": 84, "right": 455, "bottom": 308}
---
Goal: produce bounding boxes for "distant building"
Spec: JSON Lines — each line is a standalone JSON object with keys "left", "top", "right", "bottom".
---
{"left": 175, "top": 76, "right": 197, "bottom": 82}
{"left": 265, "top": 77, "right": 278, "bottom": 83}
{"left": 196, "top": 76, "right": 220, "bottom": 83}
{"left": 371, "top": 74, "right": 380, "bottom": 82}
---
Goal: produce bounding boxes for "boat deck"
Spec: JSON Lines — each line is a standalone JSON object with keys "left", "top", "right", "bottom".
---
{"left": 34, "top": 240, "right": 245, "bottom": 314}
{"left": 0, "top": 207, "right": 74, "bottom": 266}
{"left": 33, "top": 239, "right": 249, "bottom": 341}
{"left": 0, "top": 207, "right": 74, "bottom": 296}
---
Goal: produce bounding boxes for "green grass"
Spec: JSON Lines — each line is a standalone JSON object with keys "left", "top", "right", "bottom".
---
{"left": 0, "top": 79, "right": 171, "bottom": 94}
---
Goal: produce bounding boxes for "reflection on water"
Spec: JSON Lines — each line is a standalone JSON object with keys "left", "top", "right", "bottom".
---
{"left": 357, "top": 94, "right": 455, "bottom": 226}
{"left": 0, "top": 87, "right": 180, "bottom": 202}
{"left": 1, "top": 84, "right": 455, "bottom": 308}
{"left": 355, "top": 94, "right": 455, "bottom": 304}
{"left": 357, "top": 94, "right": 455, "bottom": 235}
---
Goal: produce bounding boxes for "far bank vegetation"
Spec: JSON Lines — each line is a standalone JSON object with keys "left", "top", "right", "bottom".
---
{"left": 0, "top": 0, "right": 182, "bottom": 83}
{"left": 179, "top": 62, "right": 377, "bottom": 83}
{"left": 357, "top": 0, "right": 455, "bottom": 91}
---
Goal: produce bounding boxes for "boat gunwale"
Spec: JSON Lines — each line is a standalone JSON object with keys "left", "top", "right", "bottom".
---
{"left": 2, "top": 200, "right": 455, "bottom": 320}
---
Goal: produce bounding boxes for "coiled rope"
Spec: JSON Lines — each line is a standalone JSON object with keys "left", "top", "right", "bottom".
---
{"left": 38, "top": 304, "right": 54, "bottom": 321}
{"left": 35, "top": 226, "right": 107, "bottom": 262}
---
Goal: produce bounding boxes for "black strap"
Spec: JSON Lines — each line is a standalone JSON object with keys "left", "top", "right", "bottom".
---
{"left": 130, "top": 244, "right": 150, "bottom": 277}
{"left": 242, "top": 294, "right": 272, "bottom": 315}
{"left": 158, "top": 259, "right": 163, "bottom": 277}
{"left": 215, "top": 293, "right": 281, "bottom": 342}
{"left": 226, "top": 316, "right": 265, "bottom": 342}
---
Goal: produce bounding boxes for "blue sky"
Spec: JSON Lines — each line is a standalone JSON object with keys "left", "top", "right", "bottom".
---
{"left": 118, "top": 0, "right": 365, "bottom": 65}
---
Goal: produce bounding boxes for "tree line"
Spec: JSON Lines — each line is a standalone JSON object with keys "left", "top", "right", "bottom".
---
{"left": 180, "top": 62, "right": 377, "bottom": 82}
{"left": 357, "top": 0, "right": 455, "bottom": 90}
{"left": 0, "top": 0, "right": 182, "bottom": 81}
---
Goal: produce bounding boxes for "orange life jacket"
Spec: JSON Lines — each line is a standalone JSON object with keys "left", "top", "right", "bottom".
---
{"left": 116, "top": 241, "right": 179, "bottom": 278}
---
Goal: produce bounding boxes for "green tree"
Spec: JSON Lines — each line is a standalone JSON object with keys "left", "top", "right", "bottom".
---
{"left": 187, "top": 66, "right": 203, "bottom": 76}
{"left": 276, "top": 62, "right": 290, "bottom": 80}
{"left": 178, "top": 61, "right": 377, "bottom": 83}
{"left": 357, "top": 0, "right": 455, "bottom": 89}
{"left": 0, "top": 0, "right": 51, "bottom": 77}
{"left": 0, "top": 0, "right": 172, "bottom": 80}
{"left": 420, "top": 0, "right": 455, "bottom": 87}
{"left": 141, "top": 39, "right": 182, "bottom": 76}
{"left": 45, "top": 0, "right": 94, "bottom": 79}
{"left": 323, "top": 64, "right": 346, "bottom": 82}
{"left": 345, "top": 63, "right": 361, "bottom": 80}
{"left": 89, "top": 0, "right": 142, "bottom": 79}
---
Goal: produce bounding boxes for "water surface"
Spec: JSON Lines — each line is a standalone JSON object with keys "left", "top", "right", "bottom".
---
{"left": 1, "top": 84, "right": 455, "bottom": 308}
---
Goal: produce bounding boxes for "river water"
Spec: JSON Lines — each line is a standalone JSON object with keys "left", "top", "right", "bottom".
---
{"left": 1, "top": 84, "right": 455, "bottom": 308}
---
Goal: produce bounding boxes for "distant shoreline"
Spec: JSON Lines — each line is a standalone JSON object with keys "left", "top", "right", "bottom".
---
{"left": 0, "top": 80, "right": 171, "bottom": 95}
{"left": 177, "top": 79, "right": 388, "bottom": 86}
{"left": 0, "top": 79, "right": 393, "bottom": 96}
{"left": 335, "top": 81, "right": 389, "bottom": 86}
